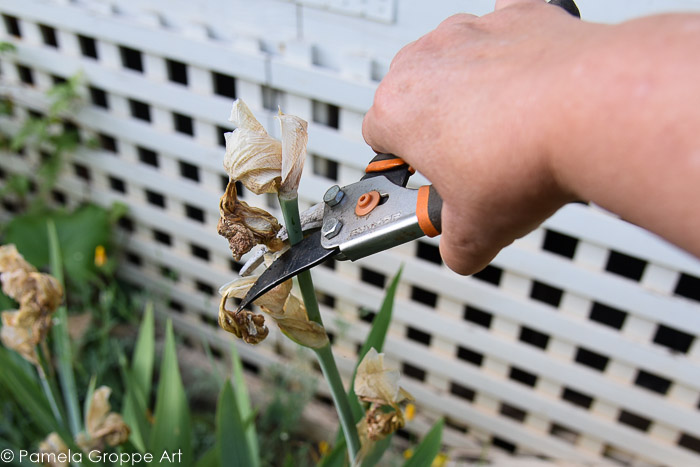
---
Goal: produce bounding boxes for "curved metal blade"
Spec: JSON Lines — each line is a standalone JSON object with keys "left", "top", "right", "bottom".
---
{"left": 236, "top": 231, "right": 337, "bottom": 312}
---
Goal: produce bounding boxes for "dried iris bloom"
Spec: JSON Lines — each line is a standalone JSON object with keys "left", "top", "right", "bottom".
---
{"left": 224, "top": 99, "right": 308, "bottom": 198}
{"left": 218, "top": 269, "right": 328, "bottom": 348}
{"left": 76, "top": 386, "right": 130, "bottom": 451}
{"left": 0, "top": 244, "right": 63, "bottom": 364}
{"left": 38, "top": 433, "right": 69, "bottom": 467}
{"left": 217, "top": 180, "right": 284, "bottom": 261}
{"left": 354, "top": 349, "right": 413, "bottom": 445}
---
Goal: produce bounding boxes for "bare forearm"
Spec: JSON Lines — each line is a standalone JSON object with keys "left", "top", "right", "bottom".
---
{"left": 550, "top": 14, "right": 700, "bottom": 256}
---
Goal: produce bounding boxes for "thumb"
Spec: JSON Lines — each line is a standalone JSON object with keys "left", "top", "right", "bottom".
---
{"left": 494, "top": 0, "right": 544, "bottom": 10}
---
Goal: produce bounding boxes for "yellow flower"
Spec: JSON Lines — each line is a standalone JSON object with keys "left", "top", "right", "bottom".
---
{"left": 77, "top": 386, "right": 130, "bottom": 451}
{"left": 405, "top": 403, "right": 416, "bottom": 421}
{"left": 38, "top": 433, "right": 69, "bottom": 467}
{"left": 403, "top": 448, "right": 414, "bottom": 460}
{"left": 218, "top": 268, "right": 328, "bottom": 348}
{"left": 432, "top": 453, "right": 449, "bottom": 467}
{"left": 94, "top": 245, "right": 107, "bottom": 267}
{"left": 0, "top": 244, "right": 63, "bottom": 364}
{"left": 318, "top": 440, "right": 330, "bottom": 456}
{"left": 223, "top": 99, "right": 308, "bottom": 198}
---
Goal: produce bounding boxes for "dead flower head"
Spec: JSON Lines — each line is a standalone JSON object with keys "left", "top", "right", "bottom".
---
{"left": 38, "top": 433, "right": 69, "bottom": 467}
{"left": 77, "top": 386, "right": 130, "bottom": 451}
{"left": 223, "top": 99, "right": 308, "bottom": 199}
{"left": 354, "top": 348, "right": 413, "bottom": 444}
{"left": 218, "top": 269, "right": 328, "bottom": 348}
{"left": 0, "top": 244, "right": 63, "bottom": 364}
{"left": 217, "top": 180, "right": 284, "bottom": 261}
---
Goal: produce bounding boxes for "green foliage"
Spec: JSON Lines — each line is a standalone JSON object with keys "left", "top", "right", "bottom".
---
{"left": 217, "top": 381, "right": 255, "bottom": 466}
{"left": 150, "top": 321, "right": 193, "bottom": 465}
{"left": 403, "top": 419, "right": 444, "bottom": 467}
{"left": 3, "top": 203, "right": 118, "bottom": 293}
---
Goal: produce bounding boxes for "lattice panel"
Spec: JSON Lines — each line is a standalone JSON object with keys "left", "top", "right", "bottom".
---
{"left": 2, "top": 1, "right": 700, "bottom": 465}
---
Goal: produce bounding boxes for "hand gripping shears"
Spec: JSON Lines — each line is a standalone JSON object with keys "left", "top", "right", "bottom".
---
{"left": 235, "top": 0, "right": 580, "bottom": 312}
{"left": 235, "top": 153, "right": 443, "bottom": 312}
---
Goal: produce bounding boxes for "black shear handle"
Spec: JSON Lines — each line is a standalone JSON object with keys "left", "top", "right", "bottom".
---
{"left": 363, "top": 153, "right": 443, "bottom": 238}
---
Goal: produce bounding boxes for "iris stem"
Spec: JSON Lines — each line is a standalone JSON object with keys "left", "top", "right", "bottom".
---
{"left": 278, "top": 195, "right": 360, "bottom": 463}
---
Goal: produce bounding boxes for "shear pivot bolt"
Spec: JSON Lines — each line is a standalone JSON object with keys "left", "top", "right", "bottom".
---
{"left": 323, "top": 185, "right": 344, "bottom": 207}
{"left": 322, "top": 217, "right": 343, "bottom": 239}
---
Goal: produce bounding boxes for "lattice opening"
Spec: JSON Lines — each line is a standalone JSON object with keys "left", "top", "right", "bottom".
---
{"left": 550, "top": 423, "right": 579, "bottom": 445}
{"left": 589, "top": 301, "right": 627, "bottom": 329}
{"left": 530, "top": 280, "right": 563, "bottom": 308}
{"left": 2, "top": 14, "right": 21, "bottom": 37}
{"left": 153, "top": 229, "right": 172, "bottom": 246}
{"left": 675, "top": 273, "right": 700, "bottom": 302}
{"left": 406, "top": 326, "right": 431, "bottom": 346}
{"left": 463, "top": 305, "right": 492, "bottom": 328}
{"left": 89, "top": 86, "right": 108, "bottom": 108}
{"left": 261, "top": 86, "right": 282, "bottom": 111}
{"left": 312, "top": 100, "right": 339, "bottom": 129}
{"left": 17, "top": 64, "right": 34, "bottom": 85}
{"left": 184, "top": 204, "right": 205, "bottom": 223}
{"left": 39, "top": 24, "right": 58, "bottom": 48}
{"left": 416, "top": 240, "right": 442, "bottom": 265}
{"left": 456, "top": 346, "right": 483, "bottom": 366}
{"left": 173, "top": 112, "right": 194, "bottom": 135}
{"left": 129, "top": 99, "right": 151, "bottom": 122}
{"left": 190, "top": 244, "right": 210, "bottom": 262}
{"left": 52, "top": 190, "right": 66, "bottom": 206}
{"left": 168, "top": 300, "right": 184, "bottom": 313}
{"left": 606, "top": 250, "right": 647, "bottom": 282}
{"left": 575, "top": 347, "right": 609, "bottom": 372}
{"left": 360, "top": 267, "right": 386, "bottom": 289}
{"left": 126, "top": 251, "right": 142, "bottom": 266}
{"left": 316, "top": 292, "right": 336, "bottom": 308}
{"left": 492, "top": 436, "right": 517, "bottom": 454}
{"left": 159, "top": 265, "right": 179, "bottom": 282}
{"left": 195, "top": 280, "right": 215, "bottom": 296}
{"left": 500, "top": 402, "right": 527, "bottom": 423}
{"left": 634, "top": 369, "right": 671, "bottom": 395}
{"left": 618, "top": 409, "right": 651, "bottom": 432}
{"left": 145, "top": 190, "right": 166, "bottom": 208}
{"left": 108, "top": 176, "right": 126, "bottom": 194}
{"left": 119, "top": 46, "right": 143, "bottom": 72}
{"left": 212, "top": 71, "right": 236, "bottom": 99}
{"left": 519, "top": 326, "right": 550, "bottom": 350}
{"left": 679, "top": 433, "right": 700, "bottom": 455}
{"left": 311, "top": 154, "right": 338, "bottom": 181}
{"left": 411, "top": 285, "right": 437, "bottom": 307}
{"left": 73, "top": 163, "right": 91, "bottom": 182}
{"left": 179, "top": 160, "right": 199, "bottom": 182}
{"left": 402, "top": 362, "right": 426, "bottom": 381}
{"left": 561, "top": 387, "right": 593, "bottom": 409}
{"left": 653, "top": 324, "right": 694, "bottom": 354}
{"left": 542, "top": 229, "right": 578, "bottom": 259}
{"left": 216, "top": 126, "right": 229, "bottom": 147}
{"left": 98, "top": 133, "right": 117, "bottom": 152}
{"left": 117, "top": 216, "right": 134, "bottom": 233}
{"left": 471, "top": 264, "right": 502, "bottom": 286}
{"left": 166, "top": 58, "right": 188, "bottom": 85}
{"left": 78, "top": 34, "right": 98, "bottom": 59}
{"left": 509, "top": 366, "right": 538, "bottom": 387}
{"left": 138, "top": 146, "right": 159, "bottom": 167}
{"left": 359, "top": 308, "right": 376, "bottom": 324}
{"left": 450, "top": 382, "right": 476, "bottom": 402}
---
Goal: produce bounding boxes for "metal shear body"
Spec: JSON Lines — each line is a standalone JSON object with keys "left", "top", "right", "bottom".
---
{"left": 235, "top": 153, "right": 443, "bottom": 312}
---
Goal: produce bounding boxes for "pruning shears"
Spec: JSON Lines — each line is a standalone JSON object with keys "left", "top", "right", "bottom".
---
{"left": 236, "top": 0, "right": 580, "bottom": 312}
{"left": 235, "top": 153, "right": 443, "bottom": 312}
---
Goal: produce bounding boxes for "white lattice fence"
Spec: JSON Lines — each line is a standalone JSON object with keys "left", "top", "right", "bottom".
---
{"left": 2, "top": 1, "right": 700, "bottom": 465}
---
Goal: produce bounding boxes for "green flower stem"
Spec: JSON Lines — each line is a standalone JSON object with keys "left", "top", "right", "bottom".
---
{"left": 278, "top": 195, "right": 361, "bottom": 463}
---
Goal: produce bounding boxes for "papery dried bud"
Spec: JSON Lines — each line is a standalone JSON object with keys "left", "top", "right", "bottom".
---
{"left": 38, "top": 433, "right": 69, "bottom": 467}
{"left": 264, "top": 294, "right": 328, "bottom": 349}
{"left": 79, "top": 386, "right": 131, "bottom": 451}
{"left": 276, "top": 111, "right": 308, "bottom": 199}
{"left": 359, "top": 404, "right": 406, "bottom": 442}
{"left": 218, "top": 180, "right": 284, "bottom": 260}
{"left": 0, "top": 310, "right": 38, "bottom": 364}
{"left": 219, "top": 273, "right": 292, "bottom": 314}
{"left": 355, "top": 348, "right": 410, "bottom": 405}
{"left": 229, "top": 99, "right": 267, "bottom": 134}
{"left": 218, "top": 291, "right": 269, "bottom": 345}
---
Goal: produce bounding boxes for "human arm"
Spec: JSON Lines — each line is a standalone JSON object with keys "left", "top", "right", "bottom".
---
{"left": 362, "top": 0, "right": 700, "bottom": 275}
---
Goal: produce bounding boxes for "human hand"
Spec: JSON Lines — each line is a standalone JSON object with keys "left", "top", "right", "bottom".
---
{"left": 363, "top": 0, "right": 596, "bottom": 274}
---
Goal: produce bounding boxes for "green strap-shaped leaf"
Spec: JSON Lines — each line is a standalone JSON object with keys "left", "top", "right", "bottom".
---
{"left": 403, "top": 419, "right": 444, "bottom": 467}
{"left": 231, "top": 343, "right": 260, "bottom": 467}
{"left": 216, "top": 381, "right": 255, "bottom": 467}
{"left": 149, "top": 320, "right": 192, "bottom": 465}
{"left": 317, "top": 438, "right": 347, "bottom": 467}
{"left": 121, "top": 303, "right": 155, "bottom": 452}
